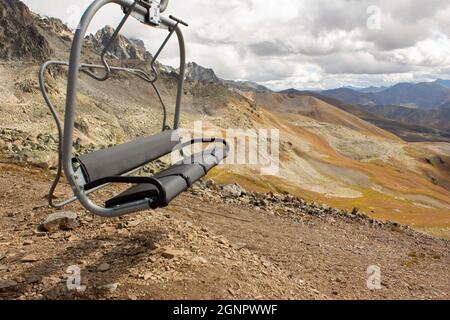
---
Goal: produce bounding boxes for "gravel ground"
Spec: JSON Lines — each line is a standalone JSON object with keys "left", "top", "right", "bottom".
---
{"left": 0, "top": 163, "right": 448, "bottom": 300}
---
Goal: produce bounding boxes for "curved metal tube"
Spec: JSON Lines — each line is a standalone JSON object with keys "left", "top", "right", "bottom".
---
{"left": 172, "top": 21, "right": 185, "bottom": 130}
{"left": 174, "top": 137, "right": 230, "bottom": 165}
{"left": 52, "top": 0, "right": 185, "bottom": 217}
{"left": 174, "top": 138, "right": 230, "bottom": 155}
{"left": 39, "top": 61, "right": 66, "bottom": 208}
{"left": 39, "top": 61, "right": 172, "bottom": 208}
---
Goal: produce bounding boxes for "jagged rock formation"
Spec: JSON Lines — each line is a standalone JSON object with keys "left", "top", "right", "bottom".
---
{"left": 86, "top": 25, "right": 152, "bottom": 61}
{"left": 0, "top": 0, "right": 52, "bottom": 61}
{"left": 185, "top": 62, "right": 220, "bottom": 83}
{"left": 39, "top": 16, "right": 74, "bottom": 43}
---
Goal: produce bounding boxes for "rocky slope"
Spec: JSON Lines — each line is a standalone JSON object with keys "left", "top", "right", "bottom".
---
{"left": 0, "top": 0, "right": 52, "bottom": 61}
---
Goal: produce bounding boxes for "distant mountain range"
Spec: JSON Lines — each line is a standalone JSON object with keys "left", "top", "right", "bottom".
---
{"left": 82, "top": 26, "right": 450, "bottom": 135}
{"left": 2, "top": 0, "right": 448, "bottom": 141}
{"left": 280, "top": 89, "right": 450, "bottom": 141}
{"left": 362, "top": 104, "right": 450, "bottom": 131}
{"left": 311, "top": 80, "right": 450, "bottom": 110}
{"left": 350, "top": 86, "right": 387, "bottom": 93}
{"left": 436, "top": 79, "right": 450, "bottom": 88}
{"left": 281, "top": 78, "right": 450, "bottom": 138}
{"left": 85, "top": 25, "right": 271, "bottom": 93}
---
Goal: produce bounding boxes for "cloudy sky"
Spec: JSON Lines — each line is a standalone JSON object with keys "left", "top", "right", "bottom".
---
{"left": 22, "top": 0, "right": 450, "bottom": 90}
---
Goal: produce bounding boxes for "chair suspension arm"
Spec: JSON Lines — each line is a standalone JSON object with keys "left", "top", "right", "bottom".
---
{"left": 39, "top": 61, "right": 69, "bottom": 208}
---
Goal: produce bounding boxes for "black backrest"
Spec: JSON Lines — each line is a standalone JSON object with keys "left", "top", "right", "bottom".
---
{"left": 74, "top": 130, "right": 180, "bottom": 183}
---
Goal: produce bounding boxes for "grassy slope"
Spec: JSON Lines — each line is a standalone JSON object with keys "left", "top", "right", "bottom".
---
{"left": 208, "top": 93, "right": 450, "bottom": 238}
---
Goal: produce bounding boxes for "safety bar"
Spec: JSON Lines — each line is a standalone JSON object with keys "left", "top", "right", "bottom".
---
{"left": 174, "top": 137, "right": 230, "bottom": 166}
{"left": 174, "top": 138, "right": 230, "bottom": 155}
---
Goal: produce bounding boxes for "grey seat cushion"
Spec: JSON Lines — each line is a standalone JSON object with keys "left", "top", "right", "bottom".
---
{"left": 75, "top": 130, "right": 180, "bottom": 183}
{"left": 154, "top": 163, "right": 205, "bottom": 186}
{"left": 105, "top": 163, "right": 206, "bottom": 208}
{"left": 104, "top": 146, "right": 227, "bottom": 209}
{"left": 105, "top": 175, "right": 188, "bottom": 208}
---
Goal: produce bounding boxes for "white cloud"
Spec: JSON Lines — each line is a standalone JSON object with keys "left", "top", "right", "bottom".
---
{"left": 21, "top": 0, "right": 450, "bottom": 90}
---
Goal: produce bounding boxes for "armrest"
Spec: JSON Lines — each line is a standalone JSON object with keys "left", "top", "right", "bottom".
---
{"left": 174, "top": 137, "right": 229, "bottom": 159}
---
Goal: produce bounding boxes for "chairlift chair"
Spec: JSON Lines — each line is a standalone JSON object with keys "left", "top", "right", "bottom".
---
{"left": 39, "top": 0, "right": 229, "bottom": 217}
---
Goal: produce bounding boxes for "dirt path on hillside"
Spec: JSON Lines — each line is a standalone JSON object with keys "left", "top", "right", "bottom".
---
{"left": 0, "top": 163, "right": 448, "bottom": 300}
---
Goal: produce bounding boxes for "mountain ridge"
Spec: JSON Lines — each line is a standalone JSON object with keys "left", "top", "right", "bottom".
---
{"left": 0, "top": 0, "right": 52, "bottom": 61}
{"left": 86, "top": 25, "right": 272, "bottom": 93}
{"left": 281, "top": 88, "right": 450, "bottom": 141}
{"left": 317, "top": 81, "right": 450, "bottom": 109}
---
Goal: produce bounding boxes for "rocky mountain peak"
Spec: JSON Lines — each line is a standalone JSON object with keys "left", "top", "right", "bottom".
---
{"left": 0, "top": 0, "right": 52, "bottom": 61}
{"left": 185, "top": 62, "right": 220, "bottom": 83}
{"left": 130, "top": 38, "right": 146, "bottom": 50}
{"left": 87, "top": 25, "right": 152, "bottom": 61}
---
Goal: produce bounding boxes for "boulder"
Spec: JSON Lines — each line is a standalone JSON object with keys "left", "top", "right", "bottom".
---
{"left": 40, "top": 211, "right": 78, "bottom": 232}
{"left": 97, "top": 263, "right": 111, "bottom": 272}
{"left": 205, "top": 179, "right": 217, "bottom": 189}
{"left": 221, "top": 183, "right": 245, "bottom": 198}
{"left": 426, "top": 155, "right": 445, "bottom": 166}
{"left": 21, "top": 254, "right": 39, "bottom": 263}
{"left": 161, "top": 248, "right": 188, "bottom": 259}
{"left": 0, "top": 280, "right": 19, "bottom": 293}
{"left": 97, "top": 283, "right": 119, "bottom": 292}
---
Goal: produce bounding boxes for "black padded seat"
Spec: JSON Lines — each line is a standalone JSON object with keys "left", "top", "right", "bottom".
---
{"left": 104, "top": 146, "right": 227, "bottom": 209}
{"left": 154, "top": 163, "right": 205, "bottom": 186}
{"left": 75, "top": 130, "right": 179, "bottom": 184}
{"left": 105, "top": 175, "right": 188, "bottom": 208}
{"left": 105, "top": 163, "right": 206, "bottom": 208}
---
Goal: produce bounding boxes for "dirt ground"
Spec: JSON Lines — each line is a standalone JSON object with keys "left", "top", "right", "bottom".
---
{"left": 0, "top": 162, "right": 449, "bottom": 300}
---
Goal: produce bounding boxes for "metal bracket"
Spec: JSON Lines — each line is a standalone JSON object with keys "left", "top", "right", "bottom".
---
{"left": 148, "top": 0, "right": 161, "bottom": 25}
{"left": 126, "top": 0, "right": 161, "bottom": 26}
